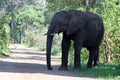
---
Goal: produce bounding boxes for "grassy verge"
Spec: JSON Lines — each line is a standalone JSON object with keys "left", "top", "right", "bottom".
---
{"left": 0, "top": 49, "right": 10, "bottom": 59}
{"left": 0, "top": 53, "right": 10, "bottom": 59}
{"left": 73, "top": 63, "right": 120, "bottom": 80}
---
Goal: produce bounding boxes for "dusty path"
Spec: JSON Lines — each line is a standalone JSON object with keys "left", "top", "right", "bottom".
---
{"left": 0, "top": 44, "right": 99, "bottom": 80}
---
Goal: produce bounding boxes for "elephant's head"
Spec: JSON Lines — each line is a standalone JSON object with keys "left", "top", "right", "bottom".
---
{"left": 46, "top": 11, "right": 69, "bottom": 35}
{"left": 46, "top": 10, "right": 86, "bottom": 70}
{"left": 67, "top": 10, "right": 86, "bottom": 35}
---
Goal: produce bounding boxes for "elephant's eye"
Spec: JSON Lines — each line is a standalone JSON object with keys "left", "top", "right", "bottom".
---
{"left": 59, "top": 22, "right": 62, "bottom": 24}
{"left": 58, "top": 22, "right": 63, "bottom": 25}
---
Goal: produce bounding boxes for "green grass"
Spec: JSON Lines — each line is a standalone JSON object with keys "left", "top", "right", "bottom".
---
{"left": 0, "top": 53, "right": 10, "bottom": 59}
{"left": 73, "top": 63, "right": 120, "bottom": 80}
{"left": 0, "top": 49, "right": 10, "bottom": 59}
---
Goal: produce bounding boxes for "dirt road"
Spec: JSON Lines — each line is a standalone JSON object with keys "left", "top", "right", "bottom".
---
{"left": 0, "top": 44, "right": 99, "bottom": 80}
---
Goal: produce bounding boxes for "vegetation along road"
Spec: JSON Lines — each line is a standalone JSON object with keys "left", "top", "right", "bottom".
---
{"left": 0, "top": 44, "right": 100, "bottom": 80}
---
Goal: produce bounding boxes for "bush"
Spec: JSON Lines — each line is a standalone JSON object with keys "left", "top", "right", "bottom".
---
{"left": 24, "top": 27, "right": 47, "bottom": 51}
{"left": 0, "top": 17, "right": 10, "bottom": 55}
{"left": 52, "top": 34, "right": 62, "bottom": 56}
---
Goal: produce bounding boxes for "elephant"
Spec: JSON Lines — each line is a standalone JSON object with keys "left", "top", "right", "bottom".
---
{"left": 46, "top": 10, "right": 104, "bottom": 70}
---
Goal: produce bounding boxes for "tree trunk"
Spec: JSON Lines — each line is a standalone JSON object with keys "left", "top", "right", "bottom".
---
{"left": 103, "top": 38, "right": 111, "bottom": 62}
{"left": 19, "top": 32, "right": 23, "bottom": 44}
{"left": 105, "top": 52, "right": 111, "bottom": 62}
{"left": 83, "top": 0, "right": 100, "bottom": 11}
{"left": 9, "top": 19, "right": 15, "bottom": 42}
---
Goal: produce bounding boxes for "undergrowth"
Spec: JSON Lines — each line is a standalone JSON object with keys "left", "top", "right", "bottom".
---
{"left": 73, "top": 63, "right": 120, "bottom": 80}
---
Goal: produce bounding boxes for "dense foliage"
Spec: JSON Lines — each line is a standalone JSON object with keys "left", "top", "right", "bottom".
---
{"left": 0, "top": 0, "right": 47, "bottom": 51}
{"left": 0, "top": 17, "right": 10, "bottom": 54}
{"left": 97, "top": 0, "right": 120, "bottom": 63}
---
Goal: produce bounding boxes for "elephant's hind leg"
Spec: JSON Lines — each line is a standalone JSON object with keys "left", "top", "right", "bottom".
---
{"left": 87, "top": 48, "right": 99, "bottom": 68}
{"left": 93, "top": 48, "right": 99, "bottom": 67}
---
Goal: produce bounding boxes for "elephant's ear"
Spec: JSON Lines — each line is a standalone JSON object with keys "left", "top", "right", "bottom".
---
{"left": 67, "top": 16, "right": 85, "bottom": 35}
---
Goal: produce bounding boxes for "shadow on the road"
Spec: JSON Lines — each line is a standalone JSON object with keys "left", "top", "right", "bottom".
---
{"left": 0, "top": 48, "right": 76, "bottom": 77}
{"left": 0, "top": 61, "right": 75, "bottom": 77}
{"left": 0, "top": 61, "right": 45, "bottom": 73}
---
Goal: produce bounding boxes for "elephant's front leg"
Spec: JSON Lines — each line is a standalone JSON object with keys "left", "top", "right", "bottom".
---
{"left": 74, "top": 40, "right": 82, "bottom": 70}
{"left": 59, "top": 34, "right": 70, "bottom": 70}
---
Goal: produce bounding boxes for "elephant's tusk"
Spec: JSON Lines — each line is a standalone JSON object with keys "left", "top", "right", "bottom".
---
{"left": 43, "top": 33, "right": 47, "bottom": 35}
{"left": 43, "top": 33, "right": 57, "bottom": 36}
{"left": 50, "top": 33, "right": 57, "bottom": 35}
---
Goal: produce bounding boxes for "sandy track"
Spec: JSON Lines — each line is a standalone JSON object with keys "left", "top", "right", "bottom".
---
{"left": 0, "top": 44, "right": 99, "bottom": 80}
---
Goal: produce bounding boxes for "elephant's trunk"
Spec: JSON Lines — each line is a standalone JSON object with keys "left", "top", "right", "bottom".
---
{"left": 46, "top": 34, "right": 54, "bottom": 70}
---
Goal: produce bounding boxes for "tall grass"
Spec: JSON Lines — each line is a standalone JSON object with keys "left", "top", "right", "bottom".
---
{"left": 73, "top": 63, "right": 120, "bottom": 80}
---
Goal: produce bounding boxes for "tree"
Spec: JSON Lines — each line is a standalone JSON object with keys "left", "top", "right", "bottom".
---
{"left": 0, "top": 0, "right": 47, "bottom": 53}
{"left": 46, "top": 0, "right": 100, "bottom": 11}
{"left": 0, "top": 17, "right": 10, "bottom": 54}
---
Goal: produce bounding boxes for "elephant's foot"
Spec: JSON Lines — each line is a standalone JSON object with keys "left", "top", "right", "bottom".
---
{"left": 48, "top": 67, "right": 52, "bottom": 70}
{"left": 93, "top": 63, "right": 98, "bottom": 67}
{"left": 94, "top": 61, "right": 100, "bottom": 67}
{"left": 58, "top": 66, "right": 68, "bottom": 70}
{"left": 74, "top": 66, "right": 81, "bottom": 71}
{"left": 87, "top": 63, "right": 92, "bottom": 69}
{"left": 87, "top": 65, "right": 92, "bottom": 68}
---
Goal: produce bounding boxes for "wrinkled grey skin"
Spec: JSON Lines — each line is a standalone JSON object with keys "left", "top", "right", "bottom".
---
{"left": 46, "top": 10, "right": 104, "bottom": 70}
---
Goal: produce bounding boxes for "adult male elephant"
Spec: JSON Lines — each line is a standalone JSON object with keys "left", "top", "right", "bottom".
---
{"left": 46, "top": 10, "right": 104, "bottom": 70}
